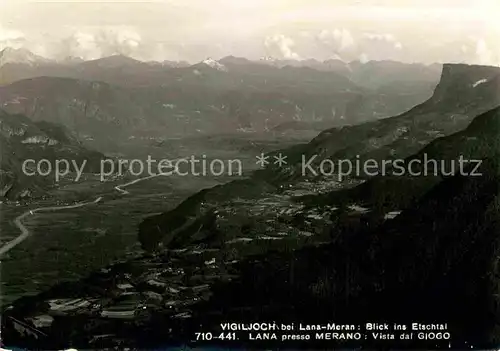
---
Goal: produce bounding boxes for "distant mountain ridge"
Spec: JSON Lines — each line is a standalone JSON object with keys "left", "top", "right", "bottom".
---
{"left": 0, "top": 55, "right": 443, "bottom": 147}
{"left": 0, "top": 47, "right": 442, "bottom": 88}
{"left": 0, "top": 49, "right": 442, "bottom": 144}
{"left": 0, "top": 48, "right": 52, "bottom": 67}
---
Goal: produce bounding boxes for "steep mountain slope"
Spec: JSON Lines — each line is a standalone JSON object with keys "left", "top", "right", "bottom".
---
{"left": 328, "top": 105, "right": 500, "bottom": 211}
{"left": 137, "top": 64, "right": 500, "bottom": 251}
{"left": 185, "top": 156, "right": 500, "bottom": 349}
{"left": 257, "top": 63, "right": 500, "bottom": 184}
{"left": 0, "top": 109, "right": 105, "bottom": 200}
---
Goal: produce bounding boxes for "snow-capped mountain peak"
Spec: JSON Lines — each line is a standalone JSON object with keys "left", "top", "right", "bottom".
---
{"left": 0, "top": 47, "right": 52, "bottom": 67}
{"left": 201, "top": 57, "right": 227, "bottom": 71}
{"left": 260, "top": 56, "right": 277, "bottom": 62}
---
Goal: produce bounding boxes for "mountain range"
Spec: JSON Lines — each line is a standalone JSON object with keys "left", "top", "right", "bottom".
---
{"left": 0, "top": 48, "right": 441, "bottom": 150}
{"left": 0, "top": 48, "right": 440, "bottom": 88}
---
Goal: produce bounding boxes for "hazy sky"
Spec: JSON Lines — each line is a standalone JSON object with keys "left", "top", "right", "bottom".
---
{"left": 0, "top": 0, "right": 499, "bottom": 65}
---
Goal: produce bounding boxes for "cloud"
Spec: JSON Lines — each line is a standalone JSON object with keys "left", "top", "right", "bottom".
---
{"left": 357, "top": 32, "right": 407, "bottom": 61}
{"left": 317, "top": 28, "right": 355, "bottom": 52}
{"left": 359, "top": 53, "right": 369, "bottom": 63}
{"left": 55, "top": 26, "right": 142, "bottom": 59}
{"left": 312, "top": 29, "right": 405, "bottom": 61}
{"left": 362, "top": 33, "right": 396, "bottom": 42}
{"left": 299, "top": 31, "right": 312, "bottom": 38}
{"left": 0, "top": 25, "right": 25, "bottom": 50}
{"left": 66, "top": 31, "right": 99, "bottom": 58}
{"left": 475, "top": 38, "right": 496, "bottom": 65}
{"left": 264, "top": 34, "right": 300, "bottom": 59}
{"left": 362, "top": 32, "right": 403, "bottom": 50}
{"left": 1, "top": 0, "right": 499, "bottom": 64}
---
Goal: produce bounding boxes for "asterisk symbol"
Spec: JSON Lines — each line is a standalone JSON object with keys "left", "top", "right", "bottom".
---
{"left": 256, "top": 153, "right": 270, "bottom": 167}
{"left": 273, "top": 153, "right": 288, "bottom": 167}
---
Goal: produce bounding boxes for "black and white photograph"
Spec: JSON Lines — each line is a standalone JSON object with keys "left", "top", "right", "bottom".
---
{"left": 0, "top": 0, "right": 499, "bottom": 349}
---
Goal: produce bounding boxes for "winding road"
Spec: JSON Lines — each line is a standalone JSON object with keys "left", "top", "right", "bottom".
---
{"left": 114, "top": 174, "right": 160, "bottom": 195}
{"left": 0, "top": 174, "right": 164, "bottom": 258}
